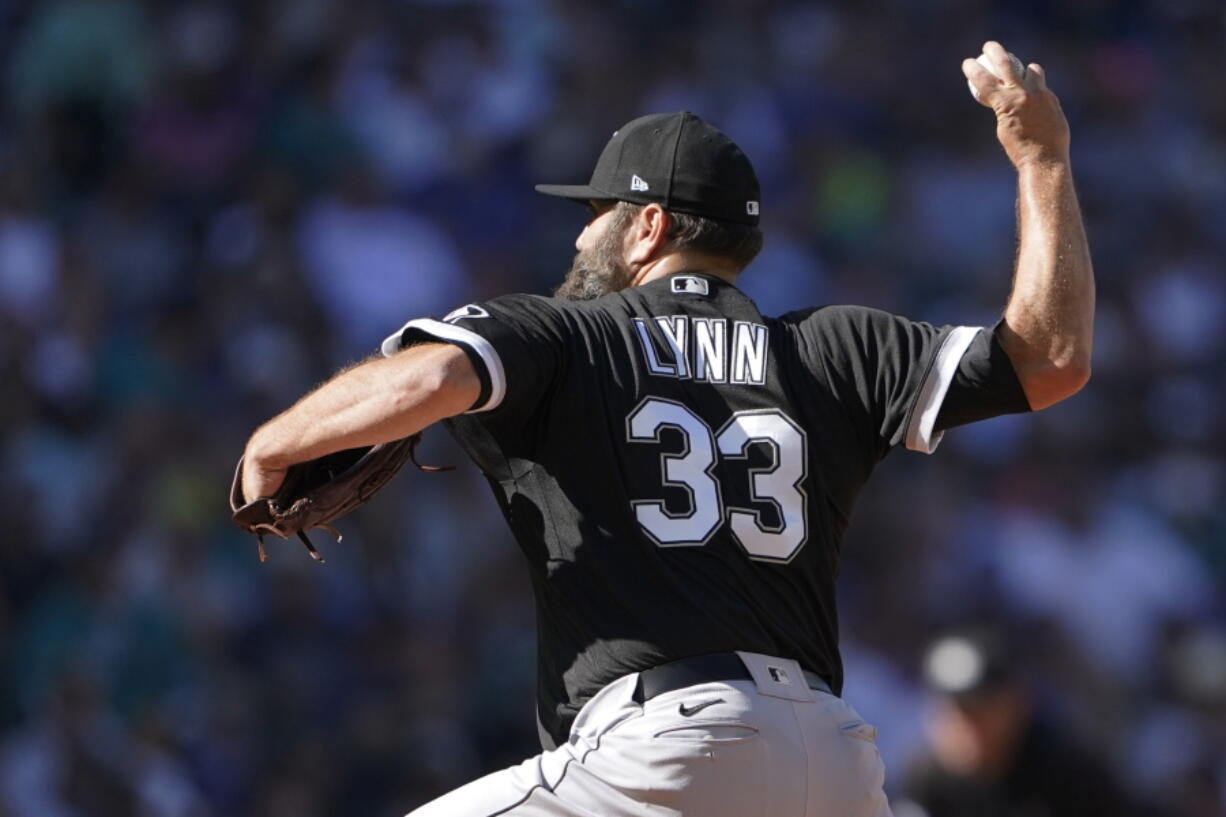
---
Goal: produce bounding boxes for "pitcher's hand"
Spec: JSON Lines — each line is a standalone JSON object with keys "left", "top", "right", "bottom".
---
{"left": 963, "top": 41, "right": 1070, "bottom": 168}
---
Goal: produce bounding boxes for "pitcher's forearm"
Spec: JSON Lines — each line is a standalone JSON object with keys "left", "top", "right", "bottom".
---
{"left": 246, "top": 344, "right": 480, "bottom": 469}
{"left": 1000, "top": 160, "right": 1094, "bottom": 408}
{"left": 963, "top": 43, "right": 1093, "bottom": 409}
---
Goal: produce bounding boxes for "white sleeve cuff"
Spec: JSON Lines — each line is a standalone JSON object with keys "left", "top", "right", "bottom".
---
{"left": 904, "top": 326, "right": 982, "bottom": 454}
{"left": 380, "top": 318, "right": 507, "bottom": 413}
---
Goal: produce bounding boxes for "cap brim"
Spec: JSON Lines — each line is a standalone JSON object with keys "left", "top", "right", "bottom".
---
{"left": 534, "top": 184, "right": 616, "bottom": 203}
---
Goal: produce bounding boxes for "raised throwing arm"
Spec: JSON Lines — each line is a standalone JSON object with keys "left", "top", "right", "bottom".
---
{"left": 240, "top": 343, "right": 481, "bottom": 502}
{"left": 964, "top": 41, "right": 1095, "bottom": 410}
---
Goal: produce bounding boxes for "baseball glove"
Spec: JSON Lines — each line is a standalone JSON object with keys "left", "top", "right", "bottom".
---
{"left": 230, "top": 434, "right": 450, "bottom": 563}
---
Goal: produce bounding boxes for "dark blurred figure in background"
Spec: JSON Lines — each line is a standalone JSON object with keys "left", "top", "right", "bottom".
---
{"left": 899, "top": 631, "right": 1158, "bottom": 817}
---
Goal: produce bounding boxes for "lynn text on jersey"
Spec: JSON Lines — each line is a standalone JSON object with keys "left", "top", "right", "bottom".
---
{"left": 633, "top": 316, "right": 769, "bottom": 385}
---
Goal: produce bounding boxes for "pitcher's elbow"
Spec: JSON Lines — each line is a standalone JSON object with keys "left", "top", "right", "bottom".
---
{"left": 1024, "top": 358, "right": 1091, "bottom": 410}
{"left": 1069, "top": 357, "right": 1092, "bottom": 391}
{"left": 1057, "top": 360, "right": 1092, "bottom": 401}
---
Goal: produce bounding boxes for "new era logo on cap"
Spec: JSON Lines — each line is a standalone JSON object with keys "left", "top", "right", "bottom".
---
{"left": 630, "top": 174, "right": 649, "bottom": 192}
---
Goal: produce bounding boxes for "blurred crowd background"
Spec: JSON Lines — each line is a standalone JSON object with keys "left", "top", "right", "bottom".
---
{"left": 0, "top": 0, "right": 1223, "bottom": 815}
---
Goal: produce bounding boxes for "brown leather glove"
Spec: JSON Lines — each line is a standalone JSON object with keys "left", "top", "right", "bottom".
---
{"left": 230, "top": 435, "right": 447, "bottom": 563}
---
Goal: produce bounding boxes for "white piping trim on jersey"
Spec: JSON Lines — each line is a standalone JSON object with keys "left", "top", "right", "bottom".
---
{"left": 904, "top": 325, "right": 982, "bottom": 454}
{"left": 379, "top": 317, "right": 507, "bottom": 413}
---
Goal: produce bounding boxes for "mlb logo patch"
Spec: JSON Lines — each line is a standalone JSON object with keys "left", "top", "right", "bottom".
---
{"left": 767, "top": 666, "right": 791, "bottom": 685}
{"left": 746, "top": 200, "right": 759, "bottom": 216}
{"left": 671, "top": 276, "right": 709, "bottom": 296}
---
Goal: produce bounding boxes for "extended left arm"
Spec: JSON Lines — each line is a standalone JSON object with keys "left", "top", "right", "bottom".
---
{"left": 965, "top": 41, "right": 1094, "bottom": 410}
{"left": 241, "top": 343, "right": 480, "bottom": 501}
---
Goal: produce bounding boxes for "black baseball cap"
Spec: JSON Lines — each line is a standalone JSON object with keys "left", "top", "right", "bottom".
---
{"left": 535, "top": 111, "right": 761, "bottom": 226}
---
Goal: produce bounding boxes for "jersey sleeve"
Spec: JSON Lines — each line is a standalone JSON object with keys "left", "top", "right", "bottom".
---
{"left": 788, "top": 305, "right": 982, "bottom": 455}
{"left": 380, "top": 294, "right": 569, "bottom": 418}
{"left": 934, "top": 318, "right": 1032, "bottom": 431}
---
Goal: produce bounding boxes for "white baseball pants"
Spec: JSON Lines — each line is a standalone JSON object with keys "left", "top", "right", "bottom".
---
{"left": 406, "top": 652, "right": 894, "bottom": 817}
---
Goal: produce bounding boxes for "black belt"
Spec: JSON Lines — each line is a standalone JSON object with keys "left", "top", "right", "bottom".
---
{"left": 632, "top": 653, "right": 833, "bottom": 703}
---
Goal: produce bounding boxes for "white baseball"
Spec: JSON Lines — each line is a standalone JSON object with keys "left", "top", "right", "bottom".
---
{"left": 968, "top": 51, "right": 1027, "bottom": 102}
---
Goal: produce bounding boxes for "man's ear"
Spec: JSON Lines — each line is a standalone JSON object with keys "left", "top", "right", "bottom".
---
{"left": 625, "top": 204, "right": 672, "bottom": 266}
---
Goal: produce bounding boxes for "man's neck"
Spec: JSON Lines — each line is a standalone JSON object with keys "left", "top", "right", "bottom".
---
{"left": 630, "top": 252, "right": 739, "bottom": 288}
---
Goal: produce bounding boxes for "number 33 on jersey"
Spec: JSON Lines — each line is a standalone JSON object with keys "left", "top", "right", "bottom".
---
{"left": 627, "top": 397, "right": 807, "bottom": 562}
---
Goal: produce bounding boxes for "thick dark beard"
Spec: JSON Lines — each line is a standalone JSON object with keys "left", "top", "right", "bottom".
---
{"left": 553, "top": 212, "right": 635, "bottom": 301}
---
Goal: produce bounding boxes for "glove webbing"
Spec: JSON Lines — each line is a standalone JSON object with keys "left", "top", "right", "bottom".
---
{"left": 258, "top": 439, "right": 453, "bottom": 563}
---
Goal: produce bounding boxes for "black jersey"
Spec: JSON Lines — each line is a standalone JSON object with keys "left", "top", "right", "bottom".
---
{"left": 382, "top": 272, "right": 1028, "bottom": 748}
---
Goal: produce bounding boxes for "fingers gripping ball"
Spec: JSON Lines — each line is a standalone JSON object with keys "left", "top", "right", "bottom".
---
{"left": 968, "top": 51, "right": 1027, "bottom": 102}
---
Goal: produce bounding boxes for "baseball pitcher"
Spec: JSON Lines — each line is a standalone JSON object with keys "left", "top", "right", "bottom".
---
{"left": 236, "top": 42, "right": 1093, "bottom": 817}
